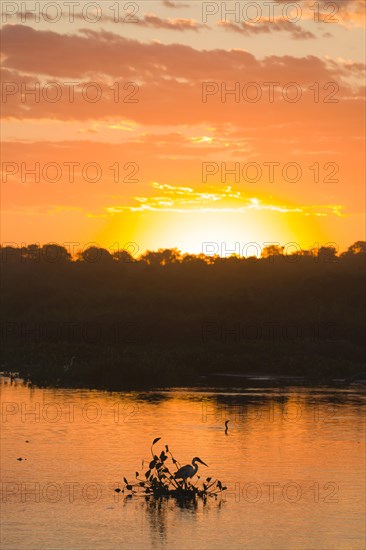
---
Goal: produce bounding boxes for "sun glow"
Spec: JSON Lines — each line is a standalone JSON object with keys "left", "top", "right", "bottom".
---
{"left": 95, "top": 207, "right": 291, "bottom": 257}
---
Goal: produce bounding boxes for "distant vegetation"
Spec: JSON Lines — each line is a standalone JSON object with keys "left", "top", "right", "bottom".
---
{"left": 1, "top": 241, "right": 365, "bottom": 388}
{"left": 117, "top": 437, "right": 226, "bottom": 500}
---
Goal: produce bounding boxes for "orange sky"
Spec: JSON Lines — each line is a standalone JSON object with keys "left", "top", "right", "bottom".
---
{"left": 1, "top": 0, "right": 365, "bottom": 254}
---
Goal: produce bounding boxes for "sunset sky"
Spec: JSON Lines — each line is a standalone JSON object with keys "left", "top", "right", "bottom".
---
{"left": 1, "top": 0, "right": 365, "bottom": 255}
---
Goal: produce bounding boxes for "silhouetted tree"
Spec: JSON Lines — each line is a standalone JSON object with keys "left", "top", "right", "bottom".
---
{"left": 318, "top": 245, "right": 338, "bottom": 262}
{"left": 182, "top": 253, "right": 207, "bottom": 264}
{"left": 41, "top": 244, "right": 71, "bottom": 263}
{"left": 343, "top": 241, "right": 366, "bottom": 256}
{"left": 22, "top": 244, "right": 41, "bottom": 262}
{"left": 1, "top": 246, "right": 22, "bottom": 263}
{"left": 113, "top": 249, "right": 135, "bottom": 263}
{"left": 140, "top": 248, "right": 182, "bottom": 266}
{"left": 261, "top": 245, "right": 284, "bottom": 258}
{"left": 1, "top": 240, "right": 365, "bottom": 386}
{"left": 77, "top": 246, "right": 113, "bottom": 263}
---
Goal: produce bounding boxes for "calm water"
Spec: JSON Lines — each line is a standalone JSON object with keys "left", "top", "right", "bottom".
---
{"left": 1, "top": 377, "right": 365, "bottom": 550}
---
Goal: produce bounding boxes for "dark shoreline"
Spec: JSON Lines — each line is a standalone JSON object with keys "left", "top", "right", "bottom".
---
{"left": 2, "top": 374, "right": 365, "bottom": 393}
{"left": 1, "top": 342, "right": 365, "bottom": 391}
{"left": 2, "top": 244, "right": 365, "bottom": 391}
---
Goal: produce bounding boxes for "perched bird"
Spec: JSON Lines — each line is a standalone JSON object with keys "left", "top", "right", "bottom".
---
{"left": 174, "top": 457, "right": 208, "bottom": 485}
{"left": 64, "top": 356, "right": 76, "bottom": 373}
{"left": 225, "top": 420, "right": 230, "bottom": 435}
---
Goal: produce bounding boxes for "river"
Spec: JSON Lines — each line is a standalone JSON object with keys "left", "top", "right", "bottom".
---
{"left": 1, "top": 377, "right": 365, "bottom": 549}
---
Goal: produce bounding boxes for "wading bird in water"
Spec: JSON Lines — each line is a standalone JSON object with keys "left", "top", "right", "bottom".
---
{"left": 64, "top": 356, "right": 76, "bottom": 373}
{"left": 174, "top": 457, "right": 208, "bottom": 486}
{"left": 225, "top": 420, "right": 230, "bottom": 435}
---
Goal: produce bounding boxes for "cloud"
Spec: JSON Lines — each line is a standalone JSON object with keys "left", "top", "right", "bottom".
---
{"left": 218, "top": 20, "right": 316, "bottom": 40}
{"left": 10, "top": 0, "right": 366, "bottom": 29}
{"left": 275, "top": 0, "right": 365, "bottom": 27}
{"left": 162, "top": 0, "right": 191, "bottom": 8}
{"left": 101, "top": 183, "right": 345, "bottom": 216}
{"left": 316, "top": 0, "right": 365, "bottom": 27}
{"left": 1, "top": 23, "right": 364, "bottom": 142}
{"left": 14, "top": 8, "right": 202, "bottom": 32}
{"left": 1, "top": 25, "right": 361, "bottom": 83}
{"left": 1, "top": 25, "right": 364, "bottom": 207}
{"left": 2, "top": 136, "right": 362, "bottom": 223}
{"left": 139, "top": 14, "right": 207, "bottom": 31}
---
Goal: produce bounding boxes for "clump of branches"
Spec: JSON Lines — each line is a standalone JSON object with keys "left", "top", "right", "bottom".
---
{"left": 115, "top": 438, "right": 227, "bottom": 500}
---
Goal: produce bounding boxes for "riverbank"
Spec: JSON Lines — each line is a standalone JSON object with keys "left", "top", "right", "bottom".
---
{"left": 2, "top": 340, "right": 364, "bottom": 390}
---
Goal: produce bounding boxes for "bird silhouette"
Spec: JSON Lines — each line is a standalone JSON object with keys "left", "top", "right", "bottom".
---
{"left": 64, "top": 356, "right": 76, "bottom": 373}
{"left": 174, "top": 457, "right": 208, "bottom": 488}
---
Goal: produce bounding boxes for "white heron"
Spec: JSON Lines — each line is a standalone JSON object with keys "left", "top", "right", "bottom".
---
{"left": 64, "top": 356, "right": 76, "bottom": 373}
{"left": 174, "top": 457, "right": 208, "bottom": 485}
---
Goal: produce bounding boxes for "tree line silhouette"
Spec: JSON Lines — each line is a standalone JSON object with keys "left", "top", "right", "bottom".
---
{"left": 2, "top": 241, "right": 366, "bottom": 265}
{"left": 1, "top": 241, "right": 365, "bottom": 388}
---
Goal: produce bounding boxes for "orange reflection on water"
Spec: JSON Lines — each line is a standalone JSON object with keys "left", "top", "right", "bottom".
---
{"left": 1, "top": 378, "right": 365, "bottom": 549}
